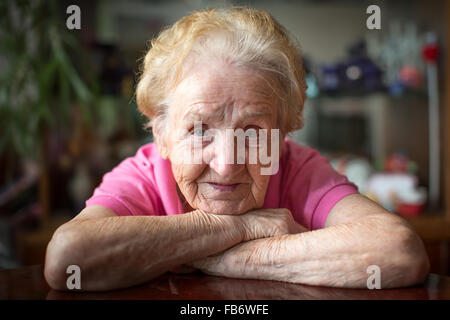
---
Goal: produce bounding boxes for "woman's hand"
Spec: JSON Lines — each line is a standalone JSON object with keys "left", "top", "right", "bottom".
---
{"left": 168, "top": 208, "right": 305, "bottom": 275}
{"left": 188, "top": 195, "right": 430, "bottom": 288}
{"left": 238, "top": 208, "right": 308, "bottom": 241}
{"left": 186, "top": 208, "right": 308, "bottom": 277}
{"left": 186, "top": 239, "right": 267, "bottom": 278}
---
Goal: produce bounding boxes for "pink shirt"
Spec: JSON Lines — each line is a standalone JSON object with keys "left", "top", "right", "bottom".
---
{"left": 85, "top": 138, "right": 358, "bottom": 230}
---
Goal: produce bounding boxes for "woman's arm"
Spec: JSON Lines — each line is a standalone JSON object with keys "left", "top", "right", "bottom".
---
{"left": 189, "top": 194, "right": 430, "bottom": 288}
{"left": 44, "top": 206, "right": 294, "bottom": 291}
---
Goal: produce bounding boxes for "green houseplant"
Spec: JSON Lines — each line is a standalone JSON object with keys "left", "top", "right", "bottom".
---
{"left": 0, "top": 0, "right": 98, "bottom": 220}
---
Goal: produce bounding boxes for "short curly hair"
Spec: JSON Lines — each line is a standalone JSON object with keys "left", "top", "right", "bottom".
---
{"left": 136, "top": 6, "right": 307, "bottom": 139}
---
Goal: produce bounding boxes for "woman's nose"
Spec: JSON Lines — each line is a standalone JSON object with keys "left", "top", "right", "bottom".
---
{"left": 210, "top": 156, "right": 245, "bottom": 177}
{"left": 209, "top": 134, "right": 245, "bottom": 177}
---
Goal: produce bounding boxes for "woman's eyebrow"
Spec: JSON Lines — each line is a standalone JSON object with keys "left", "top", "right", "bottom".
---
{"left": 241, "top": 109, "right": 272, "bottom": 118}
{"left": 182, "top": 110, "right": 224, "bottom": 122}
{"left": 183, "top": 110, "right": 272, "bottom": 124}
{"left": 181, "top": 103, "right": 273, "bottom": 122}
{"left": 239, "top": 105, "right": 273, "bottom": 120}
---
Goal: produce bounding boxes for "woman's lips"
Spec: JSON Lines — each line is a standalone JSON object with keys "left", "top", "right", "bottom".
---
{"left": 207, "top": 182, "right": 240, "bottom": 192}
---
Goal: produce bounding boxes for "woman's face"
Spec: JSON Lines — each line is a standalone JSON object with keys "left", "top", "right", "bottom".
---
{"left": 160, "top": 62, "right": 282, "bottom": 215}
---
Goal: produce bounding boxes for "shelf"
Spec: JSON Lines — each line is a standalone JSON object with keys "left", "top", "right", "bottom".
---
{"left": 405, "top": 212, "right": 450, "bottom": 241}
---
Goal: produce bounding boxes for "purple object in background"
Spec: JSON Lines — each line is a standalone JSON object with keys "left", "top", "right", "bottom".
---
{"left": 319, "top": 40, "right": 384, "bottom": 94}
{"left": 321, "top": 64, "right": 340, "bottom": 92}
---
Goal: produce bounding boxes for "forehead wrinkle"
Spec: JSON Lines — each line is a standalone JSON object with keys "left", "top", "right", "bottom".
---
{"left": 181, "top": 99, "right": 276, "bottom": 128}
{"left": 173, "top": 65, "right": 280, "bottom": 127}
{"left": 181, "top": 102, "right": 226, "bottom": 122}
{"left": 184, "top": 72, "right": 277, "bottom": 105}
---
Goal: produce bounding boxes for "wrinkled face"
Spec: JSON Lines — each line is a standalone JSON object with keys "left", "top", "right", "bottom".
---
{"left": 158, "top": 62, "right": 282, "bottom": 215}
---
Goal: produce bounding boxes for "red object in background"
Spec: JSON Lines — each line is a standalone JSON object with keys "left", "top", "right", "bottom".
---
{"left": 395, "top": 202, "right": 425, "bottom": 217}
{"left": 422, "top": 44, "right": 439, "bottom": 63}
{"left": 398, "top": 65, "right": 422, "bottom": 88}
{"left": 384, "top": 153, "right": 409, "bottom": 172}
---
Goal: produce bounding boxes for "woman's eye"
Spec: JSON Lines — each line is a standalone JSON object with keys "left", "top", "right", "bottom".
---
{"left": 246, "top": 130, "right": 257, "bottom": 137}
{"left": 193, "top": 129, "right": 206, "bottom": 136}
{"left": 245, "top": 126, "right": 261, "bottom": 137}
{"left": 190, "top": 124, "right": 208, "bottom": 137}
{"left": 245, "top": 126, "right": 261, "bottom": 147}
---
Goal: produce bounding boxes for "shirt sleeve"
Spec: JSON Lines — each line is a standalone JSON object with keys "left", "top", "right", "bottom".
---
{"left": 85, "top": 157, "right": 161, "bottom": 216}
{"left": 284, "top": 146, "right": 359, "bottom": 230}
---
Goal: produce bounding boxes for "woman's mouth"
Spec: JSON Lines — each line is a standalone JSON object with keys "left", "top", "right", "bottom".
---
{"left": 207, "top": 182, "right": 240, "bottom": 192}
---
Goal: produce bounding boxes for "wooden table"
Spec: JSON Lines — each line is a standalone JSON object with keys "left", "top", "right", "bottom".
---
{"left": 1, "top": 265, "right": 450, "bottom": 300}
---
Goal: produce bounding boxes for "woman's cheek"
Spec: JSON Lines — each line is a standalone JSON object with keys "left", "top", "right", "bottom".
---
{"left": 171, "top": 162, "right": 204, "bottom": 184}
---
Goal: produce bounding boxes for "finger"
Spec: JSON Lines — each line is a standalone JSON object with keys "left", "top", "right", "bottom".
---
{"left": 294, "top": 223, "right": 309, "bottom": 233}
{"left": 188, "top": 259, "right": 208, "bottom": 269}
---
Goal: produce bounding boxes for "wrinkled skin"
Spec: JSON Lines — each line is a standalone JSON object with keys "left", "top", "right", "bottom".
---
{"left": 157, "top": 61, "right": 282, "bottom": 215}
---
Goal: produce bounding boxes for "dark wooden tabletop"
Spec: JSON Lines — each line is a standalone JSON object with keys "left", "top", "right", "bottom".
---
{"left": 1, "top": 265, "right": 450, "bottom": 300}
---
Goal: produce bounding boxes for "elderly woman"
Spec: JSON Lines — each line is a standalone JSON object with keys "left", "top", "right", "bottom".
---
{"left": 44, "top": 7, "right": 429, "bottom": 291}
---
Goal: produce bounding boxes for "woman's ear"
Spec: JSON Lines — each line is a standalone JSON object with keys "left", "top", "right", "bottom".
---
{"left": 156, "top": 143, "right": 169, "bottom": 159}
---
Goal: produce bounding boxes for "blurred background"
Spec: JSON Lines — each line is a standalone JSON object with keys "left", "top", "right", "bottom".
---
{"left": 0, "top": 0, "right": 449, "bottom": 276}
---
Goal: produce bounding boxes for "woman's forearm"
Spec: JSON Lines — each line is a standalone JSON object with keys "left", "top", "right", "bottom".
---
{"left": 45, "top": 210, "right": 243, "bottom": 291}
{"left": 192, "top": 215, "right": 429, "bottom": 288}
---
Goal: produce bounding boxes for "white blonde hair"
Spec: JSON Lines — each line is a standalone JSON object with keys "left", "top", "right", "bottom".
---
{"left": 136, "top": 7, "right": 307, "bottom": 141}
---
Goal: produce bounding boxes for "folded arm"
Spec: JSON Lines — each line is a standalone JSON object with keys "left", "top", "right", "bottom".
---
{"left": 44, "top": 206, "right": 295, "bottom": 291}
{"left": 44, "top": 207, "right": 247, "bottom": 291}
{"left": 189, "top": 194, "right": 430, "bottom": 288}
